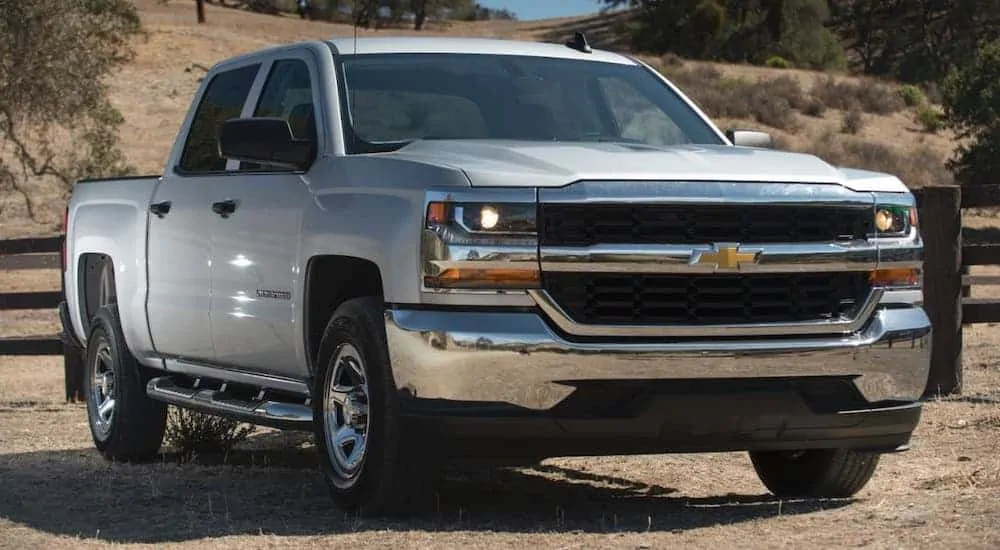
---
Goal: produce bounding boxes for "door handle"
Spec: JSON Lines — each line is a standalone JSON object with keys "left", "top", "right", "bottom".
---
{"left": 211, "top": 199, "right": 238, "bottom": 218}
{"left": 149, "top": 200, "right": 171, "bottom": 218}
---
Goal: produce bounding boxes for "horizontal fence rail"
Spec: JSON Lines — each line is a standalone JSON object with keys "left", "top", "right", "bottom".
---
{"left": 0, "top": 237, "right": 64, "bottom": 358}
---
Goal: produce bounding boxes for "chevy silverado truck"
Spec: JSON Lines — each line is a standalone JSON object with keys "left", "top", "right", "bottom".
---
{"left": 60, "top": 34, "right": 930, "bottom": 514}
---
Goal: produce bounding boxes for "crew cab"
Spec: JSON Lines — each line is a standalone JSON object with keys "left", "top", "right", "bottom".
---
{"left": 60, "top": 34, "right": 931, "bottom": 514}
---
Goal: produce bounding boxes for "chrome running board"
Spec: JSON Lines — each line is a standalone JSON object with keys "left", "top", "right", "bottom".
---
{"left": 146, "top": 376, "right": 313, "bottom": 430}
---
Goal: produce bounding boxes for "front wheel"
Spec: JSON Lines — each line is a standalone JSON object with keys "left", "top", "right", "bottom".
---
{"left": 312, "top": 297, "right": 431, "bottom": 515}
{"left": 749, "top": 448, "right": 881, "bottom": 498}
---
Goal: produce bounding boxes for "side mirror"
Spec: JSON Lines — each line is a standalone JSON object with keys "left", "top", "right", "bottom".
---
{"left": 726, "top": 129, "right": 775, "bottom": 149}
{"left": 218, "top": 117, "right": 315, "bottom": 171}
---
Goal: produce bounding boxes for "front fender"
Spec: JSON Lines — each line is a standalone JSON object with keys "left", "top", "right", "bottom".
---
{"left": 300, "top": 156, "right": 469, "bottom": 304}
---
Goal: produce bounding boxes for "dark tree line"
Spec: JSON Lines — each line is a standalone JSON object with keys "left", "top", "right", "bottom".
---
{"left": 603, "top": 0, "right": 1000, "bottom": 83}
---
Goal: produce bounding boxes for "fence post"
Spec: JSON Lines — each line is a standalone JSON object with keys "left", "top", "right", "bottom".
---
{"left": 919, "top": 185, "right": 963, "bottom": 397}
{"left": 63, "top": 342, "right": 86, "bottom": 402}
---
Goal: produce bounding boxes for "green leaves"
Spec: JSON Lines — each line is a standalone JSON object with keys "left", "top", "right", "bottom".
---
{"left": 942, "top": 41, "right": 1000, "bottom": 185}
{"left": 0, "top": 0, "right": 141, "bottom": 224}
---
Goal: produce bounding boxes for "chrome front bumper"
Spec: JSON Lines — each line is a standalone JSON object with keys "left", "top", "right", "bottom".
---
{"left": 384, "top": 306, "right": 931, "bottom": 411}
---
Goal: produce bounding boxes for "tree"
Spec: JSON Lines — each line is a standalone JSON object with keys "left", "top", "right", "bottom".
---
{"left": 828, "top": 0, "right": 1000, "bottom": 83}
{"left": 941, "top": 40, "right": 1000, "bottom": 186}
{"left": 0, "top": 0, "right": 141, "bottom": 226}
{"left": 600, "top": 0, "right": 842, "bottom": 68}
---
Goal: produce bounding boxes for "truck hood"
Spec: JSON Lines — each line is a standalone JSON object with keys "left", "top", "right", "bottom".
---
{"left": 384, "top": 140, "right": 908, "bottom": 193}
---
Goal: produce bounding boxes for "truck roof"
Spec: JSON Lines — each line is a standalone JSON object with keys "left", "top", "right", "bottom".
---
{"left": 324, "top": 36, "right": 635, "bottom": 65}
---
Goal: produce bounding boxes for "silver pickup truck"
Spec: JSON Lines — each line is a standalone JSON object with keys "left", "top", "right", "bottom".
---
{"left": 60, "top": 34, "right": 930, "bottom": 514}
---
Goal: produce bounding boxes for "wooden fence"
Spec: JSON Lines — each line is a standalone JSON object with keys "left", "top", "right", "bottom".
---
{"left": 0, "top": 235, "right": 86, "bottom": 400}
{"left": 3, "top": 185, "right": 1000, "bottom": 401}
{"left": 913, "top": 184, "right": 1000, "bottom": 397}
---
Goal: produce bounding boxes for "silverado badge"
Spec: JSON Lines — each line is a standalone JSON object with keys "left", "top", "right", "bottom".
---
{"left": 691, "top": 244, "right": 761, "bottom": 271}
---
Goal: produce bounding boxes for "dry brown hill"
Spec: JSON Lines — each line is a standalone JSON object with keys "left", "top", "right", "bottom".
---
{"left": 0, "top": 0, "right": 962, "bottom": 236}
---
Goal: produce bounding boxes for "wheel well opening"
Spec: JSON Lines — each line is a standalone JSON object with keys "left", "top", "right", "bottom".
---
{"left": 78, "top": 253, "right": 113, "bottom": 334}
{"left": 305, "top": 256, "right": 384, "bottom": 372}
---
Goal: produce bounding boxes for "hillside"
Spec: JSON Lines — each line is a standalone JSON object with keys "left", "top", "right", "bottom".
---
{"left": 0, "top": 0, "right": 961, "bottom": 236}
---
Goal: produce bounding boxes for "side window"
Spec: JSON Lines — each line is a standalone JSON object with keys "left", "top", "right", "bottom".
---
{"left": 598, "top": 76, "right": 689, "bottom": 146}
{"left": 242, "top": 58, "right": 317, "bottom": 171}
{"left": 178, "top": 63, "right": 260, "bottom": 173}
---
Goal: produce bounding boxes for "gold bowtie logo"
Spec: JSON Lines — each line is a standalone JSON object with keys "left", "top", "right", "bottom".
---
{"left": 693, "top": 245, "right": 760, "bottom": 271}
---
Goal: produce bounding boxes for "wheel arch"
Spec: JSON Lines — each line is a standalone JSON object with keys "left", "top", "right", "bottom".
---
{"left": 78, "top": 253, "right": 116, "bottom": 336}
{"left": 304, "top": 255, "right": 384, "bottom": 376}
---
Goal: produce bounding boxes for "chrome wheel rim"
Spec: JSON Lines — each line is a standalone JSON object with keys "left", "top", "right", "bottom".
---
{"left": 89, "top": 338, "right": 116, "bottom": 438}
{"left": 323, "top": 343, "right": 370, "bottom": 486}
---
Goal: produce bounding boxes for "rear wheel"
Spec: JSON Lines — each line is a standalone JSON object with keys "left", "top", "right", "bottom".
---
{"left": 312, "top": 297, "right": 433, "bottom": 516}
{"left": 84, "top": 306, "right": 167, "bottom": 462}
{"left": 749, "top": 448, "right": 881, "bottom": 498}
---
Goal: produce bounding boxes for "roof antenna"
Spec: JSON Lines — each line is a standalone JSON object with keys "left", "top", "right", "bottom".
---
{"left": 565, "top": 31, "right": 592, "bottom": 54}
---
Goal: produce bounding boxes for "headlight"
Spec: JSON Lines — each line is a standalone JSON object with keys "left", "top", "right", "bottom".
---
{"left": 427, "top": 202, "right": 537, "bottom": 237}
{"left": 423, "top": 200, "right": 539, "bottom": 290}
{"left": 872, "top": 205, "right": 917, "bottom": 237}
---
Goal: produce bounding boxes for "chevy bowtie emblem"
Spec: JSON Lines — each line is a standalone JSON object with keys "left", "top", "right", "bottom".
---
{"left": 691, "top": 244, "right": 761, "bottom": 271}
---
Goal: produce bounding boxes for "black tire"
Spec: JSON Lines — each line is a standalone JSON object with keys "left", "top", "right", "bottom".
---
{"left": 84, "top": 306, "right": 167, "bottom": 462}
{"left": 312, "top": 297, "right": 431, "bottom": 516}
{"left": 749, "top": 448, "right": 881, "bottom": 498}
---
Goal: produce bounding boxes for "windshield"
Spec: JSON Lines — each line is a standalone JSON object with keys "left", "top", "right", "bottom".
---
{"left": 335, "top": 53, "right": 725, "bottom": 154}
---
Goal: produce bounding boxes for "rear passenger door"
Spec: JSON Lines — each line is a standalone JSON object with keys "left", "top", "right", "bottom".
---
{"left": 146, "top": 62, "right": 261, "bottom": 363}
{"left": 207, "top": 53, "right": 321, "bottom": 379}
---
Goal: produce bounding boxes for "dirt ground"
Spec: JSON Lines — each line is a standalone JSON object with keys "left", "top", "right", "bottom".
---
{"left": 2, "top": 255, "right": 999, "bottom": 550}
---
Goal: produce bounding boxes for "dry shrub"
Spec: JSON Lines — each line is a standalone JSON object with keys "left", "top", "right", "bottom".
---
{"left": 804, "top": 97, "right": 826, "bottom": 117}
{"left": 164, "top": 406, "right": 256, "bottom": 461}
{"left": 811, "top": 75, "right": 904, "bottom": 115}
{"left": 841, "top": 108, "right": 865, "bottom": 134}
{"left": 756, "top": 75, "right": 807, "bottom": 110}
{"left": 662, "top": 66, "right": 798, "bottom": 131}
{"left": 749, "top": 92, "right": 797, "bottom": 131}
{"left": 660, "top": 52, "right": 684, "bottom": 67}
{"left": 795, "top": 131, "right": 954, "bottom": 188}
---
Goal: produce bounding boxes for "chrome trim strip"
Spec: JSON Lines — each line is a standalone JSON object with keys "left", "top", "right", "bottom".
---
{"left": 162, "top": 358, "right": 311, "bottom": 396}
{"left": 537, "top": 180, "right": 877, "bottom": 205}
{"left": 539, "top": 242, "right": 878, "bottom": 274}
{"left": 147, "top": 376, "right": 313, "bottom": 429}
{"left": 527, "top": 287, "right": 884, "bottom": 337}
{"left": 880, "top": 289, "right": 923, "bottom": 305}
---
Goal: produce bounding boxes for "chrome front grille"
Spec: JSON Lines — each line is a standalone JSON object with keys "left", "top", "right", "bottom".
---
{"left": 534, "top": 182, "right": 882, "bottom": 337}
{"left": 541, "top": 272, "right": 872, "bottom": 326}
{"left": 539, "top": 203, "right": 873, "bottom": 246}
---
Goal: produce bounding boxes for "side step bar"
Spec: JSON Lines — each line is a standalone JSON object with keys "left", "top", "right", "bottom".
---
{"left": 147, "top": 376, "right": 313, "bottom": 431}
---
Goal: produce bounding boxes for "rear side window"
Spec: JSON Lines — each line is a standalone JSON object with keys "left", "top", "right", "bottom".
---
{"left": 178, "top": 63, "right": 260, "bottom": 173}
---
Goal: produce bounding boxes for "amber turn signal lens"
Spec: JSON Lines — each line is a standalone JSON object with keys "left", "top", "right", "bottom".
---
{"left": 869, "top": 268, "right": 920, "bottom": 286}
{"left": 426, "top": 202, "right": 449, "bottom": 226}
{"left": 424, "top": 268, "right": 540, "bottom": 289}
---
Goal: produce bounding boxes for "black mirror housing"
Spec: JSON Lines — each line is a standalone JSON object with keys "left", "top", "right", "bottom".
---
{"left": 726, "top": 128, "right": 775, "bottom": 149}
{"left": 218, "top": 118, "right": 315, "bottom": 171}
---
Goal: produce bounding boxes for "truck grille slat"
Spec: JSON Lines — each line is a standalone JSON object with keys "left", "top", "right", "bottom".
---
{"left": 540, "top": 204, "right": 872, "bottom": 246}
{"left": 542, "top": 272, "right": 870, "bottom": 326}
